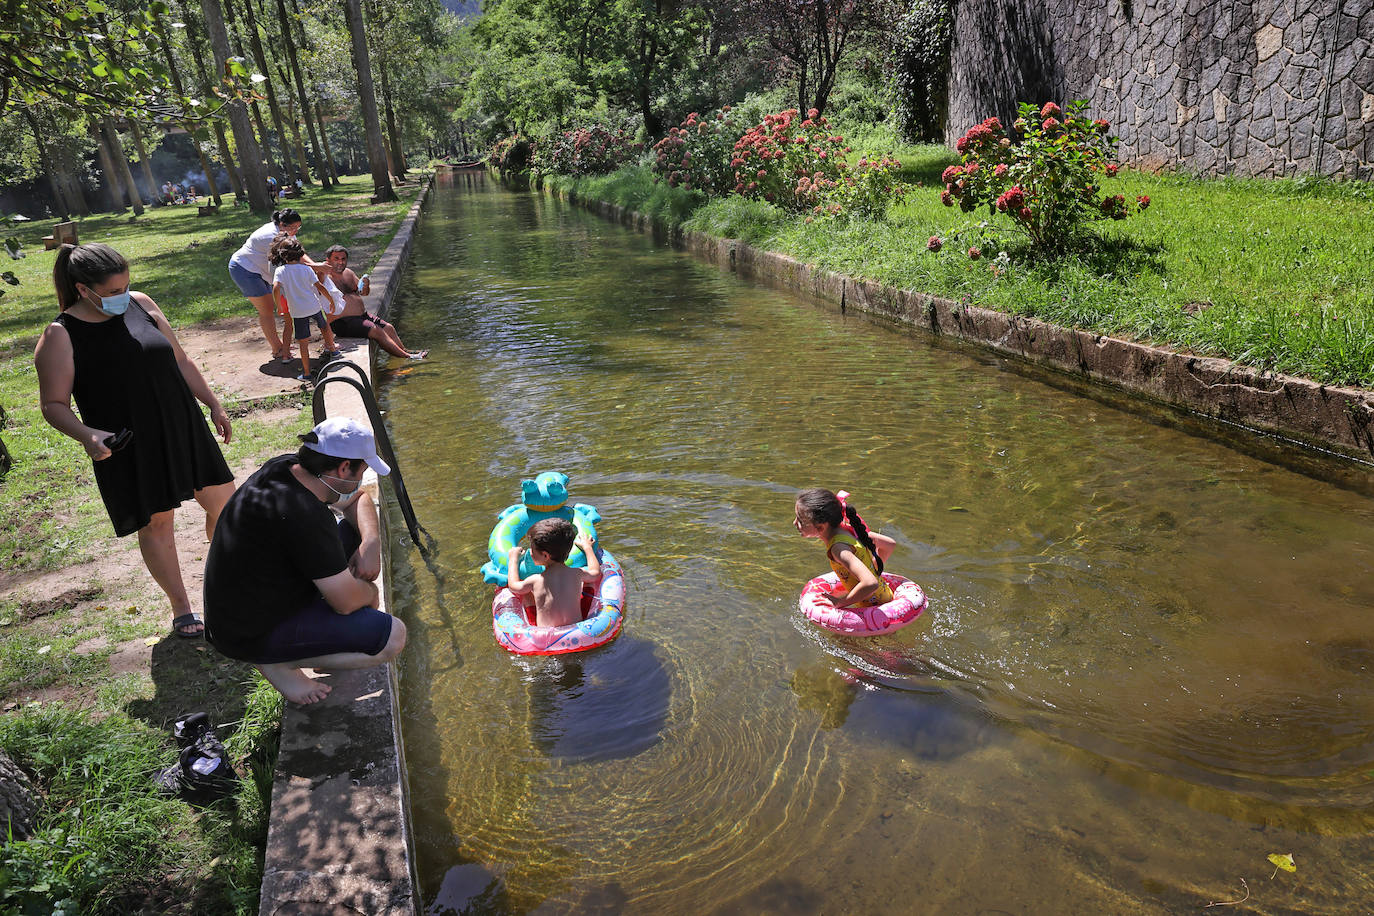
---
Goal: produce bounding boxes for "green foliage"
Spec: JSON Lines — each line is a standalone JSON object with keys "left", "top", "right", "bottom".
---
{"left": 650, "top": 105, "right": 761, "bottom": 195}
{"left": 533, "top": 125, "right": 642, "bottom": 178}
{"left": 891, "top": 0, "right": 953, "bottom": 142}
{"left": 942, "top": 101, "right": 1149, "bottom": 254}
{"left": 819, "top": 155, "right": 907, "bottom": 221}
{"left": 0, "top": 699, "right": 278, "bottom": 915}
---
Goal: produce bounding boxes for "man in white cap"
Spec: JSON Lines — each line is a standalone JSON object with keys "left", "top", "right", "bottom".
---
{"left": 203, "top": 417, "right": 407, "bottom": 704}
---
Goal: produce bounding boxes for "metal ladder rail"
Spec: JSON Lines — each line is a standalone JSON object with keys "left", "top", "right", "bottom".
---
{"left": 311, "top": 358, "right": 426, "bottom": 547}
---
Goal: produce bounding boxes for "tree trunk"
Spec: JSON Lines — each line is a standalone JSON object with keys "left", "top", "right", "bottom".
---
{"left": 275, "top": 63, "right": 312, "bottom": 185}
{"left": 221, "top": 0, "right": 283, "bottom": 182}
{"left": 0, "top": 748, "right": 40, "bottom": 843}
{"left": 343, "top": 0, "right": 395, "bottom": 201}
{"left": 128, "top": 119, "right": 158, "bottom": 203}
{"left": 201, "top": 0, "right": 272, "bottom": 212}
{"left": 155, "top": 8, "right": 222, "bottom": 204}
{"left": 240, "top": 0, "right": 297, "bottom": 185}
{"left": 377, "top": 60, "right": 406, "bottom": 176}
{"left": 178, "top": 0, "right": 246, "bottom": 199}
{"left": 315, "top": 101, "right": 340, "bottom": 183}
{"left": 22, "top": 110, "right": 74, "bottom": 219}
{"left": 101, "top": 119, "right": 145, "bottom": 214}
{"left": 93, "top": 125, "right": 124, "bottom": 211}
{"left": 284, "top": 0, "right": 331, "bottom": 186}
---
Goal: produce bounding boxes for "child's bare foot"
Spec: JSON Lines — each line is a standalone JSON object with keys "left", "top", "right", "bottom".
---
{"left": 257, "top": 663, "right": 332, "bottom": 704}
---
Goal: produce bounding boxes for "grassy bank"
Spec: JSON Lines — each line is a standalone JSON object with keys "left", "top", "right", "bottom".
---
{"left": 0, "top": 174, "right": 421, "bottom": 574}
{"left": 546, "top": 156, "right": 1374, "bottom": 389}
{"left": 0, "top": 173, "right": 424, "bottom": 914}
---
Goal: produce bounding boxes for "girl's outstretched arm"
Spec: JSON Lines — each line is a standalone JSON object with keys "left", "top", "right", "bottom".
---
{"left": 872, "top": 531, "right": 896, "bottom": 563}
{"left": 829, "top": 544, "right": 883, "bottom": 608}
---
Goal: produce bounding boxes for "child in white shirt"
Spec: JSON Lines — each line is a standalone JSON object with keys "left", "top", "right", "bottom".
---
{"left": 269, "top": 233, "right": 343, "bottom": 381}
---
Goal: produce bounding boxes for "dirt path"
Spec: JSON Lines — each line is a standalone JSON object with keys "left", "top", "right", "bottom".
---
{"left": 0, "top": 316, "right": 353, "bottom": 712}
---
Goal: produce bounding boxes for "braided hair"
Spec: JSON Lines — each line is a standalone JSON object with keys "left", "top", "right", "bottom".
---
{"left": 795, "top": 487, "right": 884, "bottom": 573}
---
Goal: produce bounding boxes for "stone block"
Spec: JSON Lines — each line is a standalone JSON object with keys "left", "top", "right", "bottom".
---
{"left": 1250, "top": 113, "right": 1277, "bottom": 141}
{"left": 1254, "top": 22, "right": 1285, "bottom": 61}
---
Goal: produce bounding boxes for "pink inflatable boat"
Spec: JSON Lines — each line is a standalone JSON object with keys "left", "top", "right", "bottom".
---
{"left": 798, "top": 572, "right": 927, "bottom": 636}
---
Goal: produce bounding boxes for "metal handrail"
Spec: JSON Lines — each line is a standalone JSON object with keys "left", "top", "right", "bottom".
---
{"left": 311, "top": 357, "right": 426, "bottom": 548}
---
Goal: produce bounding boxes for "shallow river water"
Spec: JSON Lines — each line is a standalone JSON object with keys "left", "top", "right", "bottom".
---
{"left": 379, "top": 170, "right": 1374, "bottom": 914}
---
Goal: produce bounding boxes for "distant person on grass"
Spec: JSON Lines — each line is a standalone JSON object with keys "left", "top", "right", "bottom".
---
{"left": 203, "top": 418, "right": 407, "bottom": 705}
{"left": 35, "top": 243, "right": 235, "bottom": 638}
{"left": 322, "top": 245, "right": 427, "bottom": 360}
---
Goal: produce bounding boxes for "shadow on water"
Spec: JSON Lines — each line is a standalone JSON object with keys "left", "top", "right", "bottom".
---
{"left": 524, "top": 635, "right": 671, "bottom": 762}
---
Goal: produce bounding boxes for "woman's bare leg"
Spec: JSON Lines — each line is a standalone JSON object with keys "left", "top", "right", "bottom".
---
{"left": 247, "top": 293, "right": 284, "bottom": 356}
{"left": 194, "top": 481, "right": 236, "bottom": 542}
{"left": 136, "top": 509, "right": 198, "bottom": 633}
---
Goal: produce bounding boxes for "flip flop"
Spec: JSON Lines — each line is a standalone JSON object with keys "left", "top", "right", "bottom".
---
{"left": 172, "top": 612, "right": 204, "bottom": 638}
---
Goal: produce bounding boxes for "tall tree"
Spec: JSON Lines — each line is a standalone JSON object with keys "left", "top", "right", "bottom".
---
{"left": 276, "top": 0, "right": 332, "bottom": 185}
{"left": 100, "top": 118, "right": 145, "bottom": 214}
{"left": 201, "top": 0, "right": 273, "bottom": 211}
{"left": 22, "top": 109, "right": 76, "bottom": 218}
{"left": 737, "top": 0, "right": 877, "bottom": 116}
{"left": 240, "top": 0, "right": 299, "bottom": 184}
{"left": 152, "top": 7, "right": 223, "bottom": 204}
{"left": 177, "top": 0, "right": 246, "bottom": 199}
{"left": 342, "top": 0, "right": 395, "bottom": 200}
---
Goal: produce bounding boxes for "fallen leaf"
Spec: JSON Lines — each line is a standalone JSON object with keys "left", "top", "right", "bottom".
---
{"left": 0, "top": 618, "right": 11, "bottom": 627}
{"left": 37, "top": 645, "right": 51, "bottom": 656}
{"left": 1268, "top": 852, "right": 1296, "bottom": 873}
{"left": 143, "top": 636, "right": 160, "bottom": 646}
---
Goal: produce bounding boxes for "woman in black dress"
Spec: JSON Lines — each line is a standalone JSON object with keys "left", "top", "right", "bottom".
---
{"left": 34, "top": 244, "right": 236, "bottom": 637}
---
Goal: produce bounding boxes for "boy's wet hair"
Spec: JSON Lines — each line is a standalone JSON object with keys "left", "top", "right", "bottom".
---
{"left": 269, "top": 231, "right": 306, "bottom": 266}
{"left": 529, "top": 518, "right": 577, "bottom": 562}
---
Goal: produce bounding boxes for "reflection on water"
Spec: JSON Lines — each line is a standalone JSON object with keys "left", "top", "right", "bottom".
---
{"left": 388, "top": 171, "right": 1374, "bottom": 914}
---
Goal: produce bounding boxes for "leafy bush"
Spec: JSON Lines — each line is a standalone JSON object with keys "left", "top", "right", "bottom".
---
{"left": 488, "top": 135, "right": 534, "bottom": 173}
{"left": 651, "top": 107, "right": 756, "bottom": 195}
{"left": 731, "top": 108, "right": 850, "bottom": 210}
{"left": 815, "top": 156, "right": 907, "bottom": 221}
{"left": 941, "top": 101, "right": 1150, "bottom": 253}
{"left": 892, "top": 0, "right": 954, "bottom": 142}
{"left": 533, "top": 126, "right": 642, "bottom": 178}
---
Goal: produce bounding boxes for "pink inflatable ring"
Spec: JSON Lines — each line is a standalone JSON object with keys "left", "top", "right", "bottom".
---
{"left": 492, "top": 549, "right": 625, "bottom": 656}
{"left": 798, "top": 572, "right": 927, "bottom": 635}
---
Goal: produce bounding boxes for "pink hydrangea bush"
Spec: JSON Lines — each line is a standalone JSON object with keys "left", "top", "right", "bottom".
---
{"left": 651, "top": 107, "right": 754, "bottom": 194}
{"left": 941, "top": 101, "right": 1148, "bottom": 253}
{"left": 533, "top": 126, "right": 642, "bottom": 178}
{"left": 731, "top": 108, "right": 850, "bottom": 210}
{"left": 811, "top": 156, "right": 906, "bottom": 221}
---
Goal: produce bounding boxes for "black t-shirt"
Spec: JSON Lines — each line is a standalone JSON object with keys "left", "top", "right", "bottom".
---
{"left": 204, "top": 455, "right": 348, "bottom": 658}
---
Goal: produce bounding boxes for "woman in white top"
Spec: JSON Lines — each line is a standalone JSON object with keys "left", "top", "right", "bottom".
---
{"left": 228, "top": 208, "right": 318, "bottom": 361}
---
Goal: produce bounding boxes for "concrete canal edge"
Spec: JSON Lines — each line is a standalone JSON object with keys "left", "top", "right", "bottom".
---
{"left": 550, "top": 187, "right": 1374, "bottom": 469}
{"left": 257, "top": 176, "right": 432, "bottom": 916}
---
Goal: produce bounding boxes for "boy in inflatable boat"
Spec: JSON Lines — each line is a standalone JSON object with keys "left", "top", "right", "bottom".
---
{"left": 506, "top": 519, "right": 601, "bottom": 628}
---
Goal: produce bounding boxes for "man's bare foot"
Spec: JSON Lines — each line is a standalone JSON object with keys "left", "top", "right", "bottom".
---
{"left": 407, "top": 350, "right": 428, "bottom": 359}
{"left": 257, "top": 663, "right": 332, "bottom": 704}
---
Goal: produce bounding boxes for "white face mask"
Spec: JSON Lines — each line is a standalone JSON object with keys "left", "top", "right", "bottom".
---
{"left": 319, "top": 473, "right": 362, "bottom": 506}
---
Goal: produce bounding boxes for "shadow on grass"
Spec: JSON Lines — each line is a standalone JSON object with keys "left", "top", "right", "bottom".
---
{"left": 125, "top": 636, "right": 256, "bottom": 735}
{"left": 1011, "top": 229, "right": 1169, "bottom": 285}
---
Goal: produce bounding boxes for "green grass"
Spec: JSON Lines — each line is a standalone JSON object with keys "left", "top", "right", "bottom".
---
{"left": 0, "top": 175, "right": 419, "bottom": 574}
{"left": 546, "top": 139, "right": 1374, "bottom": 388}
{"left": 0, "top": 691, "right": 282, "bottom": 915}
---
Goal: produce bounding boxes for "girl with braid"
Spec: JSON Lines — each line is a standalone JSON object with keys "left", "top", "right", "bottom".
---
{"left": 793, "top": 488, "right": 897, "bottom": 609}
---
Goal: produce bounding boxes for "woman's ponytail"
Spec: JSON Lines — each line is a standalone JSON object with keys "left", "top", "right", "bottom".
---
{"left": 52, "top": 243, "right": 128, "bottom": 312}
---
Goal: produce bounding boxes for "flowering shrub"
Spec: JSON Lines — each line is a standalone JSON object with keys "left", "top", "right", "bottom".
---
{"left": 489, "top": 135, "right": 533, "bottom": 173}
{"left": 651, "top": 107, "right": 755, "bottom": 195}
{"left": 816, "top": 156, "right": 906, "bottom": 221}
{"left": 533, "top": 126, "right": 642, "bottom": 178}
{"left": 941, "top": 101, "right": 1148, "bottom": 252}
{"left": 731, "top": 108, "right": 850, "bottom": 211}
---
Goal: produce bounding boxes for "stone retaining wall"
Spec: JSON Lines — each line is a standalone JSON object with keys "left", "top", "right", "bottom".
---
{"left": 946, "top": 0, "right": 1374, "bottom": 178}
{"left": 551, "top": 187, "right": 1374, "bottom": 469}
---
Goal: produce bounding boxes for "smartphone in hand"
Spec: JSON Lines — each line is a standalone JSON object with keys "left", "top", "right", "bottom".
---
{"left": 104, "top": 429, "right": 133, "bottom": 452}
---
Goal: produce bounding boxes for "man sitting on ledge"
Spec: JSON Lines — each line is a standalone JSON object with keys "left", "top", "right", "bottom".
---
{"left": 321, "top": 245, "right": 427, "bottom": 360}
{"left": 203, "top": 417, "right": 407, "bottom": 704}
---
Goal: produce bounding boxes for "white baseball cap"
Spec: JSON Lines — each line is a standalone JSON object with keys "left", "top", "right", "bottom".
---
{"left": 302, "top": 416, "right": 391, "bottom": 476}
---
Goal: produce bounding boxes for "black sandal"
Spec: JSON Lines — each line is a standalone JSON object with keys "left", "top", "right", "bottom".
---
{"left": 172, "top": 612, "right": 203, "bottom": 638}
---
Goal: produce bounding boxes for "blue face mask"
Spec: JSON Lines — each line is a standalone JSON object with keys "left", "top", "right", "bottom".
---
{"left": 97, "top": 291, "right": 131, "bottom": 316}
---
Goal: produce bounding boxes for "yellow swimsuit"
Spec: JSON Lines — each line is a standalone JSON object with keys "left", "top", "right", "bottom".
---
{"left": 826, "top": 531, "right": 893, "bottom": 606}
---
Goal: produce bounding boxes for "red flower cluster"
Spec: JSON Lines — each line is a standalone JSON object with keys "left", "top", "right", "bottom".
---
{"left": 927, "top": 236, "right": 942, "bottom": 252}
{"left": 1136, "top": 194, "right": 1150, "bottom": 210}
{"left": 535, "top": 126, "right": 640, "bottom": 178}
{"left": 995, "top": 185, "right": 1026, "bottom": 213}
{"left": 651, "top": 107, "right": 748, "bottom": 192}
{"left": 732, "top": 109, "right": 848, "bottom": 211}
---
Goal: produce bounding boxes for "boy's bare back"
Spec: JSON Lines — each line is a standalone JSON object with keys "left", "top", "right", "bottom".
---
{"left": 526, "top": 562, "right": 587, "bottom": 629}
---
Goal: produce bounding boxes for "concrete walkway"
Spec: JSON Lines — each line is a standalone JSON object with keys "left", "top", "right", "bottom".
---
{"left": 258, "top": 178, "right": 431, "bottom": 916}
